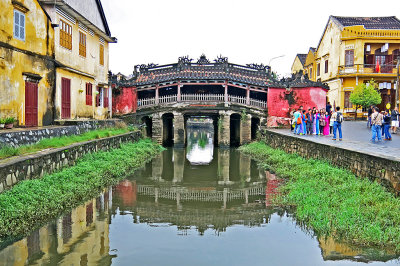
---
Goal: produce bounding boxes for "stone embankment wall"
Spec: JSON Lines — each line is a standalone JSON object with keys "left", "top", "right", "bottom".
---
{"left": 0, "top": 131, "right": 141, "bottom": 194}
{"left": 262, "top": 130, "right": 400, "bottom": 193}
{"left": 0, "top": 119, "right": 121, "bottom": 148}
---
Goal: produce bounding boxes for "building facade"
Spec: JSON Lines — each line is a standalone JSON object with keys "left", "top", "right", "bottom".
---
{"left": 0, "top": 0, "right": 56, "bottom": 127}
{"left": 304, "top": 16, "right": 400, "bottom": 115}
{"left": 40, "top": 0, "right": 116, "bottom": 121}
{"left": 291, "top": 53, "right": 307, "bottom": 74}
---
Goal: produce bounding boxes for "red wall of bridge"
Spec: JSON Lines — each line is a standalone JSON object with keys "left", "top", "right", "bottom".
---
{"left": 112, "top": 87, "right": 137, "bottom": 115}
{"left": 267, "top": 87, "right": 327, "bottom": 127}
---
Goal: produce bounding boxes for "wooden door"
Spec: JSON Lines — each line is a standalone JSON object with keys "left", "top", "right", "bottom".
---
{"left": 61, "top": 78, "right": 71, "bottom": 119}
{"left": 25, "top": 81, "right": 38, "bottom": 127}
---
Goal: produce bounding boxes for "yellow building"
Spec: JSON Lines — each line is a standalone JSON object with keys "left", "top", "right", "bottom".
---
{"left": 291, "top": 53, "right": 307, "bottom": 74}
{"left": 39, "top": 0, "right": 117, "bottom": 120}
{"left": 0, "top": 0, "right": 55, "bottom": 126}
{"left": 307, "top": 16, "right": 400, "bottom": 115}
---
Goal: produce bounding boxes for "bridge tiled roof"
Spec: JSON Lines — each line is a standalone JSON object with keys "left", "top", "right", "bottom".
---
{"left": 110, "top": 55, "right": 328, "bottom": 89}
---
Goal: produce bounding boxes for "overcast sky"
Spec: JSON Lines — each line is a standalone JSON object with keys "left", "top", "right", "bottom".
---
{"left": 102, "top": 0, "right": 400, "bottom": 77}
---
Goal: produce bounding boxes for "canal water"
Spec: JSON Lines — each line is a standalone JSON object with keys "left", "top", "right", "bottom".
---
{"left": 1, "top": 126, "right": 400, "bottom": 266}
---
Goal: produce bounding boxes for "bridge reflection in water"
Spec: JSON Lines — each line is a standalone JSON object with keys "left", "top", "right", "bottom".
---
{"left": 1, "top": 127, "right": 399, "bottom": 265}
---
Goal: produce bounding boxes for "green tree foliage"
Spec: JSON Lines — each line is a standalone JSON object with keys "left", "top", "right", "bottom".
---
{"left": 349, "top": 79, "right": 382, "bottom": 110}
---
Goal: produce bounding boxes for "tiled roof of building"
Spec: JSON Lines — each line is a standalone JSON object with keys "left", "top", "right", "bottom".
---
{"left": 296, "top": 54, "right": 307, "bottom": 66}
{"left": 331, "top": 16, "right": 400, "bottom": 30}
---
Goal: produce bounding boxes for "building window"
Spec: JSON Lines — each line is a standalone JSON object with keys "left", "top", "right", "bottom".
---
{"left": 79, "top": 32, "right": 86, "bottom": 57}
{"left": 345, "top": 50, "right": 354, "bottom": 67}
{"left": 309, "top": 68, "right": 312, "bottom": 79}
{"left": 96, "top": 86, "right": 102, "bottom": 107}
{"left": 324, "top": 60, "right": 329, "bottom": 73}
{"left": 344, "top": 91, "right": 352, "bottom": 109}
{"left": 85, "top": 83, "right": 92, "bottom": 105}
{"left": 317, "top": 63, "right": 320, "bottom": 76}
{"left": 103, "top": 88, "right": 109, "bottom": 108}
{"left": 99, "top": 44, "right": 104, "bottom": 65}
{"left": 14, "top": 9, "right": 25, "bottom": 41}
{"left": 60, "top": 19, "right": 72, "bottom": 50}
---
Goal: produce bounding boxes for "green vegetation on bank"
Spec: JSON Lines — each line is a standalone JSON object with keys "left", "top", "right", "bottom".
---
{"left": 0, "top": 139, "right": 164, "bottom": 238}
{"left": 240, "top": 141, "right": 400, "bottom": 250}
{"left": 0, "top": 128, "right": 131, "bottom": 160}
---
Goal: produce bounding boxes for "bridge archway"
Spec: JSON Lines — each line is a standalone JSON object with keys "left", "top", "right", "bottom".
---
{"left": 162, "top": 113, "right": 174, "bottom": 146}
{"left": 141, "top": 116, "right": 152, "bottom": 138}
{"left": 230, "top": 113, "right": 241, "bottom": 147}
{"left": 251, "top": 117, "right": 260, "bottom": 140}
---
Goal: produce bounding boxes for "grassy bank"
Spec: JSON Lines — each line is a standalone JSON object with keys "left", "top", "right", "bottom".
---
{"left": 0, "top": 139, "right": 163, "bottom": 238}
{"left": 0, "top": 128, "right": 131, "bottom": 160}
{"left": 240, "top": 141, "right": 400, "bottom": 250}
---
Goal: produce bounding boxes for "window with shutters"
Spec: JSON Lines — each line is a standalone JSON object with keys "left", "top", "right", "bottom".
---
{"left": 324, "top": 60, "right": 329, "bottom": 73}
{"left": 345, "top": 50, "right": 354, "bottom": 67}
{"left": 99, "top": 44, "right": 104, "bottom": 65}
{"left": 79, "top": 32, "right": 86, "bottom": 57}
{"left": 60, "top": 19, "right": 72, "bottom": 50}
{"left": 14, "top": 9, "right": 25, "bottom": 41}
{"left": 344, "top": 91, "right": 352, "bottom": 109}
{"left": 96, "top": 86, "right": 101, "bottom": 107}
{"left": 103, "top": 88, "right": 109, "bottom": 108}
{"left": 317, "top": 63, "right": 321, "bottom": 76}
{"left": 85, "top": 83, "right": 92, "bottom": 105}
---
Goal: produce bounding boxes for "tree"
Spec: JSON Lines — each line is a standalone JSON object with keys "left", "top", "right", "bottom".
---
{"left": 349, "top": 79, "right": 382, "bottom": 118}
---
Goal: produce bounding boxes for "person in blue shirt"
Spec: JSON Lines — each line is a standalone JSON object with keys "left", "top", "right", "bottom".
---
{"left": 293, "top": 108, "right": 302, "bottom": 134}
{"left": 301, "top": 110, "right": 307, "bottom": 135}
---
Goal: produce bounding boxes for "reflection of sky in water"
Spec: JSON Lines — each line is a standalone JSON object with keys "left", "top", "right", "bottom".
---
{"left": 186, "top": 127, "right": 214, "bottom": 165}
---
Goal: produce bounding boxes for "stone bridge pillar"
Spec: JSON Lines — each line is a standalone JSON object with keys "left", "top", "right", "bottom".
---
{"left": 240, "top": 113, "right": 251, "bottom": 145}
{"left": 218, "top": 149, "right": 230, "bottom": 185}
{"left": 173, "top": 148, "right": 185, "bottom": 183}
{"left": 152, "top": 154, "right": 163, "bottom": 181}
{"left": 239, "top": 153, "right": 251, "bottom": 182}
{"left": 152, "top": 112, "right": 163, "bottom": 145}
{"left": 173, "top": 111, "right": 185, "bottom": 148}
{"left": 218, "top": 111, "right": 230, "bottom": 148}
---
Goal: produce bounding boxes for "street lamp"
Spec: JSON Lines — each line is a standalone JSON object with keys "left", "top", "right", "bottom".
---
{"left": 268, "top": 55, "right": 285, "bottom": 66}
{"left": 268, "top": 55, "right": 285, "bottom": 77}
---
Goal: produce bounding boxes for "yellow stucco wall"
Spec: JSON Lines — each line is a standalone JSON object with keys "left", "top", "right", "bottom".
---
{"left": 0, "top": 0, "right": 55, "bottom": 126}
{"left": 291, "top": 56, "right": 304, "bottom": 74}
{"left": 304, "top": 49, "right": 316, "bottom": 81}
{"left": 50, "top": 10, "right": 110, "bottom": 120}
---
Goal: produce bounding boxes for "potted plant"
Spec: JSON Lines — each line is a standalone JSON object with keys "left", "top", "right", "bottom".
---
{"left": 5, "top": 117, "right": 15, "bottom": 129}
{"left": 0, "top": 118, "right": 5, "bottom": 129}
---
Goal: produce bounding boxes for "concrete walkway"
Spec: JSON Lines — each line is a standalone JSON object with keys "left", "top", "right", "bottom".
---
{"left": 270, "top": 121, "right": 400, "bottom": 162}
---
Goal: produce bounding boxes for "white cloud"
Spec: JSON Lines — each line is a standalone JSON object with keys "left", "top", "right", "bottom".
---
{"left": 102, "top": 0, "right": 400, "bottom": 77}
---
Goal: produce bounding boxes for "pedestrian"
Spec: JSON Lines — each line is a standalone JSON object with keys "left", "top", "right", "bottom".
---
{"left": 391, "top": 107, "right": 399, "bottom": 134}
{"left": 323, "top": 111, "right": 330, "bottom": 135}
{"left": 326, "top": 102, "right": 332, "bottom": 115}
{"left": 293, "top": 108, "right": 302, "bottom": 134}
{"left": 290, "top": 109, "right": 296, "bottom": 131}
{"left": 306, "top": 109, "right": 313, "bottom": 135}
{"left": 371, "top": 107, "right": 383, "bottom": 142}
{"left": 383, "top": 110, "right": 392, "bottom": 140}
{"left": 331, "top": 106, "right": 343, "bottom": 140}
{"left": 367, "top": 105, "right": 373, "bottom": 128}
{"left": 318, "top": 110, "right": 325, "bottom": 134}
{"left": 301, "top": 110, "right": 307, "bottom": 135}
{"left": 312, "top": 109, "right": 318, "bottom": 135}
{"left": 329, "top": 112, "right": 334, "bottom": 135}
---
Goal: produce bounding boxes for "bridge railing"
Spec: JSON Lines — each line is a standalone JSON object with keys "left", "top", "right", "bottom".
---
{"left": 181, "top": 94, "right": 224, "bottom": 102}
{"left": 137, "top": 94, "right": 267, "bottom": 109}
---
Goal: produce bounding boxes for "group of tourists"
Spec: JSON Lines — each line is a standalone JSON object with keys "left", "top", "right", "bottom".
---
{"left": 290, "top": 103, "right": 344, "bottom": 140}
{"left": 368, "top": 106, "right": 399, "bottom": 141}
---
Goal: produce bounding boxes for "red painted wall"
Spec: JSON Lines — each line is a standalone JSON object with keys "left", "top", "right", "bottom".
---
{"left": 267, "top": 87, "right": 327, "bottom": 127}
{"left": 112, "top": 87, "right": 137, "bottom": 115}
{"left": 268, "top": 87, "right": 327, "bottom": 117}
